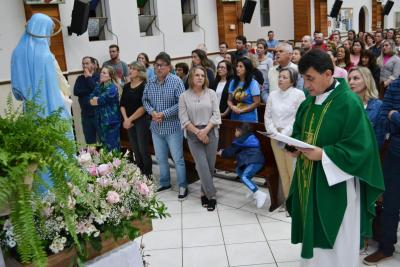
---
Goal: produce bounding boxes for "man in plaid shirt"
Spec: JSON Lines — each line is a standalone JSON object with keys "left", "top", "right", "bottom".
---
{"left": 142, "top": 52, "right": 188, "bottom": 200}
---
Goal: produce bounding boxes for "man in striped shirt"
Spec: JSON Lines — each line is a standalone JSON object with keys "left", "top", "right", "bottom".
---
{"left": 142, "top": 52, "right": 188, "bottom": 200}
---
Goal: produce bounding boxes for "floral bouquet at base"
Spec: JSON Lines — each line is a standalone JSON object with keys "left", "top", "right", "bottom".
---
{"left": 0, "top": 147, "right": 168, "bottom": 265}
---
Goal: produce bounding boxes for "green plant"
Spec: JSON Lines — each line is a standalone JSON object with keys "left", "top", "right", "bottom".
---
{"left": 0, "top": 96, "right": 88, "bottom": 266}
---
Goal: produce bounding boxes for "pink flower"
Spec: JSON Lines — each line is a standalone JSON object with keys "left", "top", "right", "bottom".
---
{"left": 112, "top": 158, "right": 121, "bottom": 168}
{"left": 106, "top": 191, "right": 120, "bottom": 204}
{"left": 137, "top": 182, "right": 150, "bottom": 196}
{"left": 98, "top": 164, "right": 111, "bottom": 176}
{"left": 88, "top": 165, "right": 98, "bottom": 176}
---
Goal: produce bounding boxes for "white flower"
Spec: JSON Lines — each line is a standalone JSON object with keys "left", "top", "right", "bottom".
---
{"left": 93, "top": 231, "right": 100, "bottom": 237}
{"left": 78, "top": 152, "right": 92, "bottom": 166}
{"left": 3, "top": 219, "right": 13, "bottom": 231}
{"left": 7, "top": 240, "right": 16, "bottom": 248}
{"left": 60, "top": 237, "right": 67, "bottom": 243}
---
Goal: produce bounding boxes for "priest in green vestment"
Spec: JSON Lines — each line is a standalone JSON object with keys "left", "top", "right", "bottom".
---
{"left": 286, "top": 49, "right": 385, "bottom": 267}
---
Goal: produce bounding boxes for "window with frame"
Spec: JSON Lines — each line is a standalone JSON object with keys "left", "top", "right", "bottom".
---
{"left": 181, "top": 0, "right": 196, "bottom": 32}
{"left": 260, "top": 0, "right": 270, "bottom": 27}
{"left": 137, "top": 0, "right": 157, "bottom": 36}
{"left": 87, "top": 0, "right": 112, "bottom": 41}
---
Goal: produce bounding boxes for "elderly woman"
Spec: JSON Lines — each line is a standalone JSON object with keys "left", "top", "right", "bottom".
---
{"left": 179, "top": 66, "right": 221, "bottom": 211}
{"left": 378, "top": 39, "right": 400, "bottom": 88}
{"left": 348, "top": 67, "right": 382, "bottom": 143}
{"left": 120, "top": 61, "right": 152, "bottom": 177}
{"left": 264, "top": 67, "right": 305, "bottom": 207}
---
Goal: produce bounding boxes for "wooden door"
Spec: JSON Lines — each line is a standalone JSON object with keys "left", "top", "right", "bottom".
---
{"left": 216, "top": 0, "right": 243, "bottom": 49}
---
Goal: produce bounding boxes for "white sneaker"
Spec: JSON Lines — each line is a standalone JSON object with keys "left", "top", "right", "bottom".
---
{"left": 253, "top": 190, "right": 267, "bottom": 209}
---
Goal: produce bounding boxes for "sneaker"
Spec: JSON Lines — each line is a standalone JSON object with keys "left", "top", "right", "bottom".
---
{"left": 156, "top": 185, "right": 171, "bottom": 193}
{"left": 363, "top": 250, "right": 392, "bottom": 265}
{"left": 178, "top": 187, "right": 188, "bottom": 201}
{"left": 253, "top": 190, "right": 267, "bottom": 208}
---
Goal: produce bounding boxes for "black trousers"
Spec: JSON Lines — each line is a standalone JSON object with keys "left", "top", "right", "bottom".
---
{"left": 127, "top": 116, "right": 153, "bottom": 176}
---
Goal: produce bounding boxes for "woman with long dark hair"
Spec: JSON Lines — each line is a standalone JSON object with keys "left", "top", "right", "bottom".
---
{"left": 350, "top": 39, "right": 365, "bottom": 66}
{"left": 359, "top": 49, "right": 381, "bottom": 89}
{"left": 227, "top": 57, "right": 261, "bottom": 122}
{"left": 191, "top": 49, "right": 215, "bottom": 85}
{"left": 336, "top": 46, "right": 354, "bottom": 71}
{"left": 210, "top": 60, "right": 234, "bottom": 118}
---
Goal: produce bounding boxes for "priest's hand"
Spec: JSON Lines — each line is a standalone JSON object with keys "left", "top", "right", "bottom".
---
{"left": 286, "top": 150, "right": 300, "bottom": 158}
{"left": 296, "top": 147, "right": 323, "bottom": 161}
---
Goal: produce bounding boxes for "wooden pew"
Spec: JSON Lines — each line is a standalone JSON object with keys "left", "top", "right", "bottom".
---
{"left": 120, "top": 119, "right": 281, "bottom": 212}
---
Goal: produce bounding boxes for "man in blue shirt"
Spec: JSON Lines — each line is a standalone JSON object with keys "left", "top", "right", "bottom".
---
{"left": 142, "top": 52, "right": 188, "bottom": 200}
{"left": 266, "top": 30, "right": 278, "bottom": 54}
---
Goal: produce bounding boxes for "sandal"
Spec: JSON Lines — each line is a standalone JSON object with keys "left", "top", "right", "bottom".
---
{"left": 201, "top": 196, "right": 208, "bottom": 208}
{"left": 207, "top": 199, "right": 217, "bottom": 211}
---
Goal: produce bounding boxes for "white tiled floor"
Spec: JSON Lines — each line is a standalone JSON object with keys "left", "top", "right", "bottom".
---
{"left": 138, "top": 165, "right": 400, "bottom": 267}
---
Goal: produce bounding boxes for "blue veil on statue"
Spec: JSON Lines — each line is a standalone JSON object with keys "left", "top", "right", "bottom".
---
{"left": 11, "top": 13, "right": 74, "bottom": 189}
{"left": 11, "top": 13, "right": 70, "bottom": 119}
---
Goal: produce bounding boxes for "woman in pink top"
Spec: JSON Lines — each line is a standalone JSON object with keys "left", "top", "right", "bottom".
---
{"left": 350, "top": 39, "right": 364, "bottom": 66}
{"left": 327, "top": 50, "right": 348, "bottom": 78}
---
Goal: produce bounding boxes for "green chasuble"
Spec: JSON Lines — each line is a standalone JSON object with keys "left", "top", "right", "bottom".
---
{"left": 286, "top": 78, "right": 385, "bottom": 259}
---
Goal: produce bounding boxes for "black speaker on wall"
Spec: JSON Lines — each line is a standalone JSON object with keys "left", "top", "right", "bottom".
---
{"left": 240, "top": 0, "right": 257, "bottom": 24}
{"left": 329, "top": 0, "right": 343, "bottom": 18}
{"left": 383, "top": 0, "right": 395, "bottom": 16}
{"left": 68, "top": 0, "right": 90, "bottom": 36}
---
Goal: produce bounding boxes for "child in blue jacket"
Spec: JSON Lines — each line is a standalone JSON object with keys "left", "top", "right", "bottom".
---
{"left": 217, "top": 123, "right": 267, "bottom": 208}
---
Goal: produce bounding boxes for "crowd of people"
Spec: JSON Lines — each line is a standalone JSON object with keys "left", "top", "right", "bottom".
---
{"left": 73, "top": 28, "right": 400, "bottom": 265}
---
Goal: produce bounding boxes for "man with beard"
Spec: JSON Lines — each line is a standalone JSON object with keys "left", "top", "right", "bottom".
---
{"left": 301, "top": 35, "right": 313, "bottom": 53}
{"left": 312, "top": 32, "right": 328, "bottom": 51}
{"left": 102, "top": 44, "right": 129, "bottom": 86}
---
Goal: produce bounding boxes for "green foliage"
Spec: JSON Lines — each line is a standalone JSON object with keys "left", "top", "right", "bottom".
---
{"left": 0, "top": 95, "right": 86, "bottom": 266}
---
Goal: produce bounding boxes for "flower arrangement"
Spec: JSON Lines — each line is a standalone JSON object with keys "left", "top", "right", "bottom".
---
{"left": 0, "top": 96, "right": 88, "bottom": 266}
{"left": 1, "top": 138, "right": 167, "bottom": 265}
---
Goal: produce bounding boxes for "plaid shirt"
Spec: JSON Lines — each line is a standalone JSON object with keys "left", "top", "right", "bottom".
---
{"left": 142, "top": 73, "right": 185, "bottom": 135}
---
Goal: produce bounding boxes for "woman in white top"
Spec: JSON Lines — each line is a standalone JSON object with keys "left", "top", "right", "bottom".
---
{"left": 210, "top": 60, "right": 234, "bottom": 118}
{"left": 264, "top": 67, "right": 305, "bottom": 204}
{"left": 179, "top": 66, "right": 222, "bottom": 211}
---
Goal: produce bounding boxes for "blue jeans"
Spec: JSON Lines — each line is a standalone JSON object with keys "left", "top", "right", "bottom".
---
{"left": 379, "top": 146, "right": 400, "bottom": 255}
{"left": 236, "top": 163, "right": 263, "bottom": 192}
{"left": 152, "top": 130, "right": 187, "bottom": 188}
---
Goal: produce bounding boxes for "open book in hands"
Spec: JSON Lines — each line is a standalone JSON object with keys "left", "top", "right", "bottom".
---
{"left": 257, "top": 131, "right": 317, "bottom": 149}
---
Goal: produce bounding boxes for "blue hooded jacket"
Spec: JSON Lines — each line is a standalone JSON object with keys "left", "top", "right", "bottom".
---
{"left": 221, "top": 133, "right": 265, "bottom": 168}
